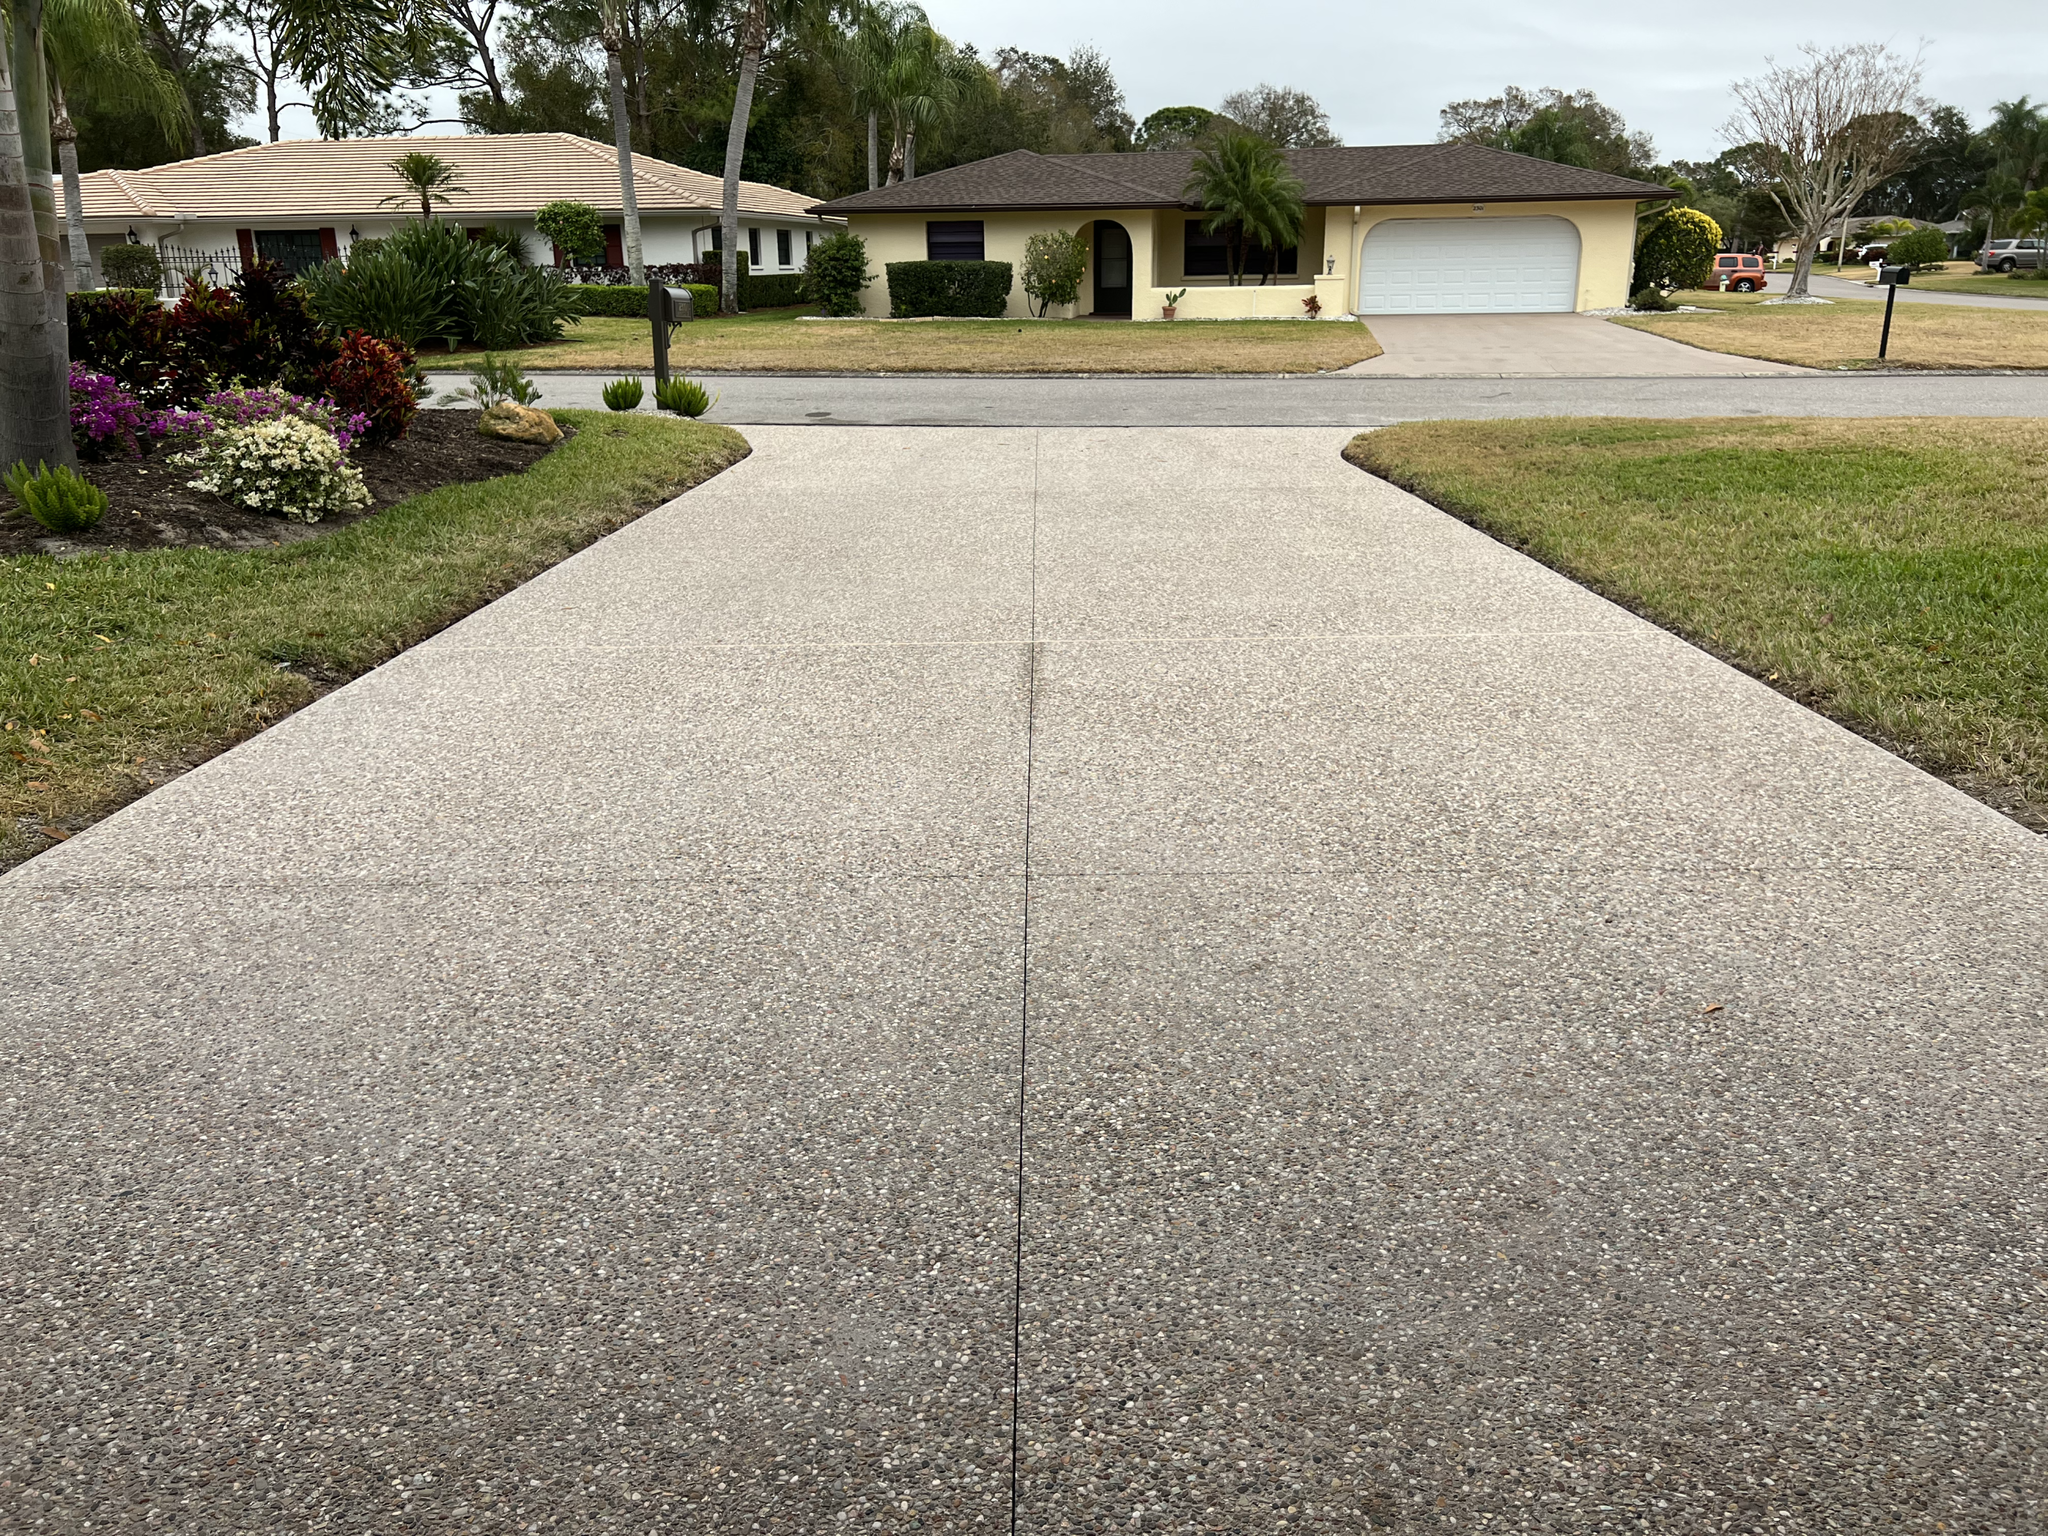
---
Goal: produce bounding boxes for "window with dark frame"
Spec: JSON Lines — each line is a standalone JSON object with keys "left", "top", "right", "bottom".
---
{"left": 1182, "top": 219, "right": 1296, "bottom": 278}
{"left": 748, "top": 227, "right": 761, "bottom": 264}
{"left": 777, "top": 228, "right": 792, "bottom": 267}
{"left": 926, "top": 220, "right": 985, "bottom": 261}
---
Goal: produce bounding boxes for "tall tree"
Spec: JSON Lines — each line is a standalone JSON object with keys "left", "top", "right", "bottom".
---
{"left": 1985, "top": 96, "right": 2047, "bottom": 191}
{"left": 46, "top": 0, "right": 186, "bottom": 287}
{"left": 597, "top": 0, "right": 642, "bottom": 280}
{"left": 1723, "top": 42, "right": 1930, "bottom": 297}
{"left": 2, "top": 0, "right": 74, "bottom": 469}
{"left": 1218, "top": 83, "right": 1338, "bottom": 149}
{"left": 876, "top": 11, "right": 980, "bottom": 181}
{"left": 1439, "top": 85, "right": 1652, "bottom": 177}
{"left": 1135, "top": 104, "right": 1218, "bottom": 151}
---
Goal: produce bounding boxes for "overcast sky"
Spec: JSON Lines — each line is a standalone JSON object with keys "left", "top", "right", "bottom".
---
{"left": 932, "top": 0, "right": 2039, "bottom": 161}
{"left": 241, "top": 0, "right": 2042, "bottom": 160}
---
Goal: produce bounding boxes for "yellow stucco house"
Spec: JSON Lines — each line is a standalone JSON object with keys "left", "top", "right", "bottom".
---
{"left": 810, "top": 143, "right": 1673, "bottom": 320}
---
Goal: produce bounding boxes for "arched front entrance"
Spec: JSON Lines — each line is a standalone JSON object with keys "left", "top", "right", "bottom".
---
{"left": 1092, "top": 221, "right": 1133, "bottom": 316}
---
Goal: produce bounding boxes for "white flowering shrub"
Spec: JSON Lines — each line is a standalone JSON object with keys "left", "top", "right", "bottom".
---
{"left": 176, "top": 416, "right": 372, "bottom": 523}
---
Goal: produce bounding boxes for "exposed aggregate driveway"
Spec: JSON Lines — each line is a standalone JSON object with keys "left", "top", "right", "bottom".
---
{"left": 3, "top": 427, "right": 2046, "bottom": 1535}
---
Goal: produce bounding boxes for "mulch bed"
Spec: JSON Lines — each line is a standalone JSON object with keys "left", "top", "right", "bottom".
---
{"left": 0, "top": 409, "right": 561, "bottom": 558}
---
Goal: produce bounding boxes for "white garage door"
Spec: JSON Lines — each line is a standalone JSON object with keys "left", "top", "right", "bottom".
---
{"left": 1357, "top": 216, "right": 1581, "bottom": 314}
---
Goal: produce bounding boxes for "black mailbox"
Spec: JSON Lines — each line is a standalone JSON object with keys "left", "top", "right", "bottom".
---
{"left": 649, "top": 283, "right": 692, "bottom": 384}
{"left": 1876, "top": 264, "right": 1911, "bottom": 286}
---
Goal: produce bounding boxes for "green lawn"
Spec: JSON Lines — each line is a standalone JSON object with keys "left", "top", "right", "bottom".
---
{"left": 422, "top": 305, "right": 1382, "bottom": 375}
{"left": 1614, "top": 288, "right": 2048, "bottom": 369}
{"left": 1348, "top": 417, "right": 2048, "bottom": 830}
{"left": 0, "top": 412, "right": 747, "bottom": 868}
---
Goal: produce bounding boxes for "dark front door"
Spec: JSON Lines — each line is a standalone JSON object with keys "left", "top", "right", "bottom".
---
{"left": 1093, "top": 221, "right": 1132, "bottom": 316}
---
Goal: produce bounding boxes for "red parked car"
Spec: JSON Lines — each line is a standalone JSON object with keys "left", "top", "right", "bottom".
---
{"left": 1709, "top": 253, "right": 1770, "bottom": 292}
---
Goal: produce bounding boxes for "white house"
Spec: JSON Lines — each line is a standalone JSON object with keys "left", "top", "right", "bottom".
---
{"left": 77, "top": 132, "right": 838, "bottom": 289}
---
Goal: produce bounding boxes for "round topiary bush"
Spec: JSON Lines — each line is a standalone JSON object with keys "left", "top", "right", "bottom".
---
{"left": 1635, "top": 207, "right": 1723, "bottom": 293}
{"left": 1884, "top": 225, "right": 1950, "bottom": 271}
{"left": 99, "top": 242, "right": 163, "bottom": 292}
{"left": 535, "top": 200, "right": 605, "bottom": 265}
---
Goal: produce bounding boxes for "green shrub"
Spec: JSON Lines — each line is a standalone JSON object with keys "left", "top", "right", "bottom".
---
{"left": 801, "top": 231, "right": 870, "bottom": 316}
{"left": 567, "top": 282, "right": 718, "bottom": 319}
{"left": 469, "top": 224, "right": 533, "bottom": 266}
{"left": 99, "top": 243, "right": 162, "bottom": 291}
{"left": 1629, "top": 285, "right": 1678, "bottom": 312}
{"left": 1884, "top": 226, "right": 1950, "bottom": 271}
{"left": 655, "top": 376, "right": 716, "bottom": 417}
{"left": 602, "top": 376, "right": 644, "bottom": 411}
{"left": 1635, "top": 207, "right": 1722, "bottom": 292}
{"left": 455, "top": 353, "right": 542, "bottom": 408}
{"left": 298, "top": 220, "right": 580, "bottom": 352}
{"left": 884, "top": 260, "right": 1013, "bottom": 318}
{"left": 1021, "top": 230, "right": 1088, "bottom": 316}
{"left": 175, "top": 416, "right": 371, "bottom": 523}
{"left": 741, "top": 272, "right": 805, "bottom": 308}
{"left": 4, "top": 460, "right": 109, "bottom": 532}
{"left": 536, "top": 200, "right": 605, "bottom": 264}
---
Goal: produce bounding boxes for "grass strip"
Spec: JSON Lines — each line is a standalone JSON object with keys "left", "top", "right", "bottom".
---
{"left": 1612, "top": 288, "right": 2048, "bottom": 370}
{"left": 421, "top": 308, "right": 1382, "bottom": 375}
{"left": 1347, "top": 416, "right": 2048, "bottom": 830}
{"left": 0, "top": 412, "right": 748, "bottom": 869}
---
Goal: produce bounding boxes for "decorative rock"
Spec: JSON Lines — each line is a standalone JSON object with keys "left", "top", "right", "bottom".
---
{"left": 477, "top": 402, "right": 563, "bottom": 444}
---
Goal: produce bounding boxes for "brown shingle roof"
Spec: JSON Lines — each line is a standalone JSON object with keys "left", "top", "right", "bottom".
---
{"left": 811, "top": 143, "right": 1672, "bottom": 214}
{"left": 80, "top": 133, "right": 827, "bottom": 227}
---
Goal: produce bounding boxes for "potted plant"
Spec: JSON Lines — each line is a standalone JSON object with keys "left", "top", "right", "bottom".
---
{"left": 1162, "top": 288, "right": 1187, "bottom": 320}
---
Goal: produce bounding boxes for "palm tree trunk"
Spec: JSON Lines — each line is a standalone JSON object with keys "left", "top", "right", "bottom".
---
{"left": 53, "top": 80, "right": 88, "bottom": 289}
{"left": 866, "top": 109, "right": 877, "bottom": 191}
{"left": 719, "top": 0, "right": 766, "bottom": 315}
{"left": 1, "top": 0, "right": 74, "bottom": 470}
{"left": 604, "top": 42, "right": 645, "bottom": 284}
{"left": 904, "top": 127, "right": 916, "bottom": 180}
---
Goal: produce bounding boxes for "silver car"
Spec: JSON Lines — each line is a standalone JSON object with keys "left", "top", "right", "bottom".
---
{"left": 1978, "top": 238, "right": 2044, "bottom": 273}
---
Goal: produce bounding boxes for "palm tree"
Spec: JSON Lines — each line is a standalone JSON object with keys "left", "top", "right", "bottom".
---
{"left": 1964, "top": 171, "right": 2025, "bottom": 259}
{"left": 1986, "top": 96, "right": 2047, "bottom": 191}
{"left": 1182, "top": 131, "right": 1305, "bottom": 286}
{"left": 837, "top": 1, "right": 911, "bottom": 191}
{"left": 597, "top": 0, "right": 643, "bottom": 283}
{"left": 381, "top": 151, "right": 467, "bottom": 222}
{"left": 46, "top": 0, "right": 186, "bottom": 290}
{"left": 2, "top": 0, "right": 74, "bottom": 470}
{"left": 879, "top": 17, "right": 982, "bottom": 182}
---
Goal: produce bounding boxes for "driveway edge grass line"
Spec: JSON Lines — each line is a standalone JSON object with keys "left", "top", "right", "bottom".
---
{"left": 0, "top": 412, "right": 749, "bottom": 872}
{"left": 1344, "top": 417, "right": 2048, "bottom": 835}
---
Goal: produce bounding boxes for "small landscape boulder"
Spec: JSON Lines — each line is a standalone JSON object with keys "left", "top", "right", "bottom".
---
{"left": 477, "top": 402, "right": 563, "bottom": 444}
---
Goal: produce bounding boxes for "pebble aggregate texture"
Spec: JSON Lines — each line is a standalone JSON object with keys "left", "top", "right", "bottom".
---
{"left": 2, "top": 425, "right": 2045, "bottom": 1534}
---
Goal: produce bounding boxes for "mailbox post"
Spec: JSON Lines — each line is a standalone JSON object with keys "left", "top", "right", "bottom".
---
{"left": 649, "top": 283, "right": 693, "bottom": 386}
{"left": 1875, "top": 263, "right": 1909, "bottom": 360}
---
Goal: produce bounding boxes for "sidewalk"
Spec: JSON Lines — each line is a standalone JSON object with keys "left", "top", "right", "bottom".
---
{"left": 3, "top": 427, "right": 2044, "bottom": 1531}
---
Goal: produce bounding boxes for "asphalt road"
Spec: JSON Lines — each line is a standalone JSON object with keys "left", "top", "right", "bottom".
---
{"left": 5, "top": 426, "right": 2044, "bottom": 1532}
{"left": 1804, "top": 269, "right": 2048, "bottom": 310}
{"left": 468, "top": 370, "right": 2048, "bottom": 426}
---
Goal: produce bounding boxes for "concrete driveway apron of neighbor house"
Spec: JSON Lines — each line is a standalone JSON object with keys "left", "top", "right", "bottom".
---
{"left": 4, "top": 426, "right": 2046, "bottom": 1534}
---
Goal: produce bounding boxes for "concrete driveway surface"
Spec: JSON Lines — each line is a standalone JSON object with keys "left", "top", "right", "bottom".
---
{"left": 1337, "top": 312, "right": 1810, "bottom": 377}
{"left": 4, "top": 427, "right": 2046, "bottom": 1533}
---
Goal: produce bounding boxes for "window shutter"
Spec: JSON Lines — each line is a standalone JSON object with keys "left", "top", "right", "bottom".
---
{"left": 926, "top": 221, "right": 984, "bottom": 261}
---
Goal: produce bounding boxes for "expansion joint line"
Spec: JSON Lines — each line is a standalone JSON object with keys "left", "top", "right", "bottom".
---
{"left": 1009, "top": 431, "right": 1041, "bottom": 1536}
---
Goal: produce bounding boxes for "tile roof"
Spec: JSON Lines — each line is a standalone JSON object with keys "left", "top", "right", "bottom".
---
{"left": 812, "top": 143, "right": 1673, "bottom": 214}
{"left": 79, "top": 133, "right": 826, "bottom": 227}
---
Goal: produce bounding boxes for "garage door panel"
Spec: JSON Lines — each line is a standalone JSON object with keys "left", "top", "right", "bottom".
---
{"left": 1358, "top": 217, "right": 1580, "bottom": 314}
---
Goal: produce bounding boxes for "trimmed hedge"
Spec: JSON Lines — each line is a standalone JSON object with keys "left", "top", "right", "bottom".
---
{"left": 567, "top": 282, "right": 719, "bottom": 319}
{"left": 742, "top": 272, "right": 806, "bottom": 308}
{"left": 885, "top": 260, "right": 1013, "bottom": 317}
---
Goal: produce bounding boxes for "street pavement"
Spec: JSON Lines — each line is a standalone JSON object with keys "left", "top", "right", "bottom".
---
{"left": 439, "top": 369, "right": 2048, "bottom": 425}
{"left": 1804, "top": 268, "right": 2048, "bottom": 310}
{"left": 4, "top": 427, "right": 2046, "bottom": 1532}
